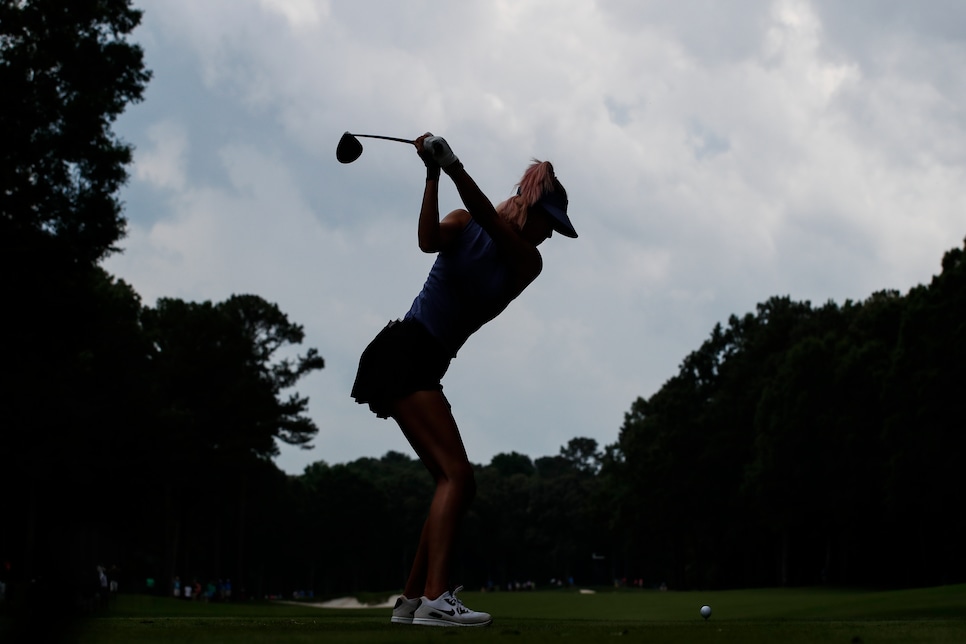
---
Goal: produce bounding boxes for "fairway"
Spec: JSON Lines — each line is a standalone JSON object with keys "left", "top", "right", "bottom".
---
{"left": 5, "top": 584, "right": 963, "bottom": 643}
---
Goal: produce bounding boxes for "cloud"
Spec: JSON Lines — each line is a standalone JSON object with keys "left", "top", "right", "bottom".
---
{"left": 109, "top": 0, "right": 966, "bottom": 473}
{"left": 258, "top": 0, "right": 328, "bottom": 28}
{"left": 135, "top": 120, "right": 189, "bottom": 191}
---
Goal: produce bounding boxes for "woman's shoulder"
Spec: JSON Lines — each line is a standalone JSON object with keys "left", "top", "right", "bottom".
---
{"left": 442, "top": 209, "right": 472, "bottom": 227}
{"left": 437, "top": 209, "right": 473, "bottom": 250}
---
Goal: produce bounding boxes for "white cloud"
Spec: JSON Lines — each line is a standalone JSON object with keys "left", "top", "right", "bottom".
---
{"left": 135, "top": 120, "right": 189, "bottom": 191}
{"left": 258, "top": 0, "right": 329, "bottom": 28}
{"left": 111, "top": 0, "right": 966, "bottom": 474}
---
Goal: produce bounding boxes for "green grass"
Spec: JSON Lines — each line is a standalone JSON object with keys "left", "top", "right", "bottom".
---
{"left": 6, "top": 584, "right": 966, "bottom": 643}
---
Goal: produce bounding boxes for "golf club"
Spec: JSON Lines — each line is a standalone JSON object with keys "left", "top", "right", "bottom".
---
{"left": 337, "top": 131, "right": 414, "bottom": 164}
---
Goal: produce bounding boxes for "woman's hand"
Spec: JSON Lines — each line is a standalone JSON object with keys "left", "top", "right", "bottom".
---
{"left": 415, "top": 132, "right": 439, "bottom": 179}
{"left": 422, "top": 136, "right": 460, "bottom": 169}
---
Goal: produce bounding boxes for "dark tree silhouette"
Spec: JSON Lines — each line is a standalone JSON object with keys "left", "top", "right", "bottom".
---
{"left": 0, "top": 0, "right": 150, "bottom": 626}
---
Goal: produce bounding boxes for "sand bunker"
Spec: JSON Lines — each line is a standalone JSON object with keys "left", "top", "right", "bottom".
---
{"left": 276, "top": 594, "right": 399, "bottom": 609}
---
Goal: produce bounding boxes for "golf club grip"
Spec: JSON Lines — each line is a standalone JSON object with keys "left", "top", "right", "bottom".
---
{"left": 353, "top": 134, "right": 414, "bottom": 144}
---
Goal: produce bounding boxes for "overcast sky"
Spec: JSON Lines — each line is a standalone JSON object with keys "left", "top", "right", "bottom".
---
{"left": 106, "top": 0, "right": 966, "bottom": 475}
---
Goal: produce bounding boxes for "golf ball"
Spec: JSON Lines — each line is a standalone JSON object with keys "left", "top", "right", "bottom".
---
{"left": 700, "top": 605, "right": 712, "bottom": 619}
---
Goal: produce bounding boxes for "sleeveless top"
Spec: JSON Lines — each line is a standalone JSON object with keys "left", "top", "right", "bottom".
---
{"left": 405, "top": 218, "right": 519, "bottom": 357}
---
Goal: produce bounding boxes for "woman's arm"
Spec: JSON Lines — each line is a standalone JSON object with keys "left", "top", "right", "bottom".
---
{"left": 417, "top": 182, "right": 468, "bottom": 253}
{"left": 443, "top": 161, "right": 542, "bottom": 287}
{"left": 416, "top": 173, "right": 442, "bottom": 252}
{"left": 415, "top": 135, "right": 469, "bottom": 253}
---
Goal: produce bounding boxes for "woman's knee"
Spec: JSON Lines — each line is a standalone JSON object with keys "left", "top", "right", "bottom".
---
{"left": 443, "top": 460, "right": 476, "bottom": 502}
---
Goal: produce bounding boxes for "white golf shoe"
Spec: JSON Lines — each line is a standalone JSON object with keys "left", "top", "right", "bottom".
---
{"left": 412, "top": 586, "right": 492, "bottom": 627}
{"left": 390, "top": 595, "right": 421, "bottom": 624}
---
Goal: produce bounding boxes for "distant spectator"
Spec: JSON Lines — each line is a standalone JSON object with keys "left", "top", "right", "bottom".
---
{"left": 97, "top": 565, "right": 109, "bottom": 609}
{"left": 108, "top": 564, "right": 119, "bottom": 598}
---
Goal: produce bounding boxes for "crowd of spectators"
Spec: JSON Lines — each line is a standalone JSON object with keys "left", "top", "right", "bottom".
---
{"left": 171, "top": 576, "right": 233, "bottom": 602}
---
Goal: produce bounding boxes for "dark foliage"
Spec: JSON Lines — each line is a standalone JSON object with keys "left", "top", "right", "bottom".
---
{"left": 606, "top": 241, "right": 966, "bottom": 590}
{"left": 0, "top": 0, "right": 151, "bottom": 623}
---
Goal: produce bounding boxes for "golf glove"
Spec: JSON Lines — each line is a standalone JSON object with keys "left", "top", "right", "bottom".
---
{"left": 423, "top": 136, "right": 459, "bottom": 168}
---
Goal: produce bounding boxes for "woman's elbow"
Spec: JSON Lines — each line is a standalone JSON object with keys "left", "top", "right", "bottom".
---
{"left": 418, "top": 237, "right": 440, "bottom": 253}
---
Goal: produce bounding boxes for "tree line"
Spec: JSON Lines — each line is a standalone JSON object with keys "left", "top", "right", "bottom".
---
{"left": 2, "top": 0, "right": 964, "bottom": 615}
{"left": 607, "top": 255, "right": 966, "bottom": 591}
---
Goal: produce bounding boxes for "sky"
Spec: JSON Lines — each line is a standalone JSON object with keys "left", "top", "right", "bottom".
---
{"left": 105, "top": 0, "right": 966, "bottom": 475}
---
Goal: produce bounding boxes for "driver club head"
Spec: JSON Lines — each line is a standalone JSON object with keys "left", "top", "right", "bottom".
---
{"left": 336, "top": 131, "right": 364, "bottom": 164}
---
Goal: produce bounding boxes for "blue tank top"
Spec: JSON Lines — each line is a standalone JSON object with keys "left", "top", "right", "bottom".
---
{"left": 405, "top": 219, "right": 519, "bottom": 357}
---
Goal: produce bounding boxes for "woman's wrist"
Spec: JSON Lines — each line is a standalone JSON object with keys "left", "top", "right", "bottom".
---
{"left": 442, "top": 160, "right": 464, "bottom": 176}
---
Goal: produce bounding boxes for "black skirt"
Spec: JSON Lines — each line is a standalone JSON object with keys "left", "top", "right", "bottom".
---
{"left": 350, "top": 318, "right": 453, "bottom": 418}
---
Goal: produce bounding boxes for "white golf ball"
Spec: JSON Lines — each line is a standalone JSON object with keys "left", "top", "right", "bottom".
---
{"left": 700, "top": 605, "right": 712, "bottom": 619}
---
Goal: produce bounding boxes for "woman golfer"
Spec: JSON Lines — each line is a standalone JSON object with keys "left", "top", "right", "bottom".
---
{"left": 351, "top": 133, "right": 577, "bottom": 627}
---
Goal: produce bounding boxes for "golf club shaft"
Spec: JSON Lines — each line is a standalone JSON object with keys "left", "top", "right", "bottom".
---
{"left": 351, "top": 133, "right": 414, "bottom": 144}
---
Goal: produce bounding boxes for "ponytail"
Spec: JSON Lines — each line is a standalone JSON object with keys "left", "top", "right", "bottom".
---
{"left": 516, "top": 160, "right": 557, "bottom": 207}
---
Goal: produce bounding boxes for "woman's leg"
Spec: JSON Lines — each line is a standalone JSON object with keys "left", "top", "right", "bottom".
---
{"left": 390, "top": 390, "right": 476, "bottom": 600}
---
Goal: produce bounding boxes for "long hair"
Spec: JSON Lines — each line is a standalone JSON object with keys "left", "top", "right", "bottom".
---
{"left": 496, "top": 160, "right": 566, "bottom": 231}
